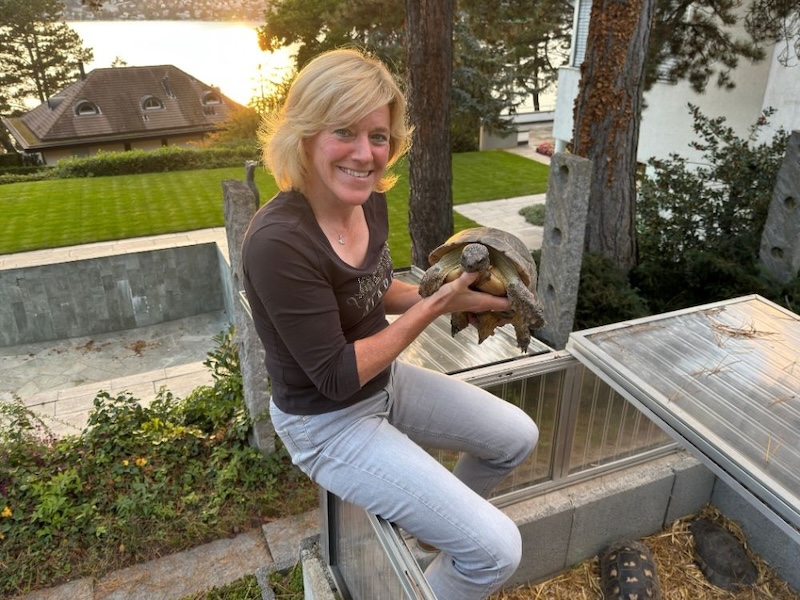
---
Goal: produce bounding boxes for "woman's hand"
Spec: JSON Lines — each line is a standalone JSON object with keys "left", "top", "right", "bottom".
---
{"left": 426, "top": 271, "right": 511, "bottom": 316}
{"left": 353, "top": 271, "right": 510, "bottom": 386}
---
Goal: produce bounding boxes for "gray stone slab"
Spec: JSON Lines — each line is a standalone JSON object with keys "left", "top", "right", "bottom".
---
{"left": 664, "top": 451, "right": 715, "bottom": 523}
{"left": 499, "top": 454, "right": 709, "bottom": 589}
{"left": 504, "top": 487, "right": 575, "bottom": 586}
{"left": 262, "top": 509, "right": 320, "bottom": 572}
{"left": 223, "top": 179, "right": 275, "bottom": 453}
{"left": 566, "top": 461, "right": 674, "bottom": 564}
{"left": 711, "top": 479, "right": 800, "bottom": 593}
{"left": 760, "top": 130, "right": 800, "bottom": 283}
{"left": 94, "top": 529, "right": 271, "bottom": 600}
{"left": 300, "top": 535, "right": 340, "bottom": 600}
{"left": 535, "top": 153, "right": 592, "bottom": 350}
{"left": 0, "top": 244, "right": 225, "bottom": 347}
{"left": 12, "top": 577, "right": 94, "bottom": 600}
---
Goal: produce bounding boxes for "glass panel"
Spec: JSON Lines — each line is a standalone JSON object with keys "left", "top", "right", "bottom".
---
{"left": 487, "top": 371, "right": 562, "bottom": 495}
{"left": 425, "top": 363, "right": 671, "bottom": 494}
{"left": 330, "top": 495, "right": 437, "bottom": 600}
{"left": 569, "top": 296, "right": 800, "bottom": 532}
{"left": 569, "top": 367, "right": 671, "bottom": 473}
{"left": 333, "top": 498, "right": 412, "bottom": 599}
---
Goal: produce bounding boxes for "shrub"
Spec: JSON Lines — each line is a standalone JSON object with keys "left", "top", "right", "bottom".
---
{"left": 200, "top": 106, "right": 261, "bottom": 152}
{"left": 0, "top": 165, "right": 45, "bottom": 176}
{"left": 574, "top": 253, "right": 651, "bottom": 329}
{"left": 53, "top": 145, "right": 258, "bottom": 179}
{"left": 0, "top": 168, "right": 57, "bottom": 185}
{"left": 634, "top": 104, "right": 792, "bottom": 313}
{"left": 638, "top": 104, "right": 788, "bottom": 267}
{"left": 519, "top": 203, "right": 546, "bottom": 226}
{"left": 0, "top": 153, "right": 22, "bottom": 168}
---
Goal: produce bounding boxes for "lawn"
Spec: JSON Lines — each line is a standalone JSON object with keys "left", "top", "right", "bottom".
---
{"left": 0, "top": 150, "right": 548, "bottom": 267}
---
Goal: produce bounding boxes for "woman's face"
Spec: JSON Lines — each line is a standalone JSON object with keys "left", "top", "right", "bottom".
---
{"left": 303, "top": 104, "right": 391, "bottom": 208}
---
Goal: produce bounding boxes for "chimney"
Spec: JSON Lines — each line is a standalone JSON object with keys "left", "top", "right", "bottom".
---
{"left": 78, "top": 61, "right": 86, "bottom": 80}
{"left": 161, "top": 74, "right": 174, "bottom": 98}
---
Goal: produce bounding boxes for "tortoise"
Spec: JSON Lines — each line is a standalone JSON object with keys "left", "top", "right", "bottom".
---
{"left": 689, "top": 517, "right": 758, "bottom": 590}
{"left": 418, "top": 227, "right": 545, "bottom": 352}
{"left": 600, "top": 540, "right": 662, "bottom": 600}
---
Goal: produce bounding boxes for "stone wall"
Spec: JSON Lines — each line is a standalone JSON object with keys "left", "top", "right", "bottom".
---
{"left": 0, "top": 243, "right": 225, "bottom": 347}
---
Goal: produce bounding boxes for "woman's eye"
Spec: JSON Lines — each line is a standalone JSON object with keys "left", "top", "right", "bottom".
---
{"left": 333, "top": 128, "right": 351, "bottom": 138}
{"left": 371, "top": 133, "right": 389, "bottom": 144}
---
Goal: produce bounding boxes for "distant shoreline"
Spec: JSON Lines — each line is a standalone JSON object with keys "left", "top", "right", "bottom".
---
{"left": 61, "top": 0, "right": 264, "bottom": 22}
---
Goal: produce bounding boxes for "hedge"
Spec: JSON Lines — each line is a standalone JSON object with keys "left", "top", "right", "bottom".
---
{"left": 54, "top": 145, "right": 258, "bottom": 178}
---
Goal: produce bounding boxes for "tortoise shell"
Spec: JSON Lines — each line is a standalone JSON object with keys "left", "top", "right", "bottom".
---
{"left": 689, "top": 518, "right": 757, "bottom": 590}
{"left": 427, "top": 226, "right": 536, "bottom": 289}
{"left": 600, "top": 540, "right": 662, "bottom": 600}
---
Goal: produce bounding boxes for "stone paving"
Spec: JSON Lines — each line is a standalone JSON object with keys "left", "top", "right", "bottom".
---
{"left": 0, "top": 229, "right": 231, "bottom": 438}
{"left": 457, "top": 193, "right": 545, "bottom": 250}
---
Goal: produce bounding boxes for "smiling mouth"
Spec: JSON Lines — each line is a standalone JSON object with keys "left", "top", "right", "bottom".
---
{"left": 340, "top": 167, "right": 371, "bottom": 178}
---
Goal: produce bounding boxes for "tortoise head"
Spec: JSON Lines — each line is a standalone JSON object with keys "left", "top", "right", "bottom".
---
{"left": 460, "top": 243, "right": 490, "bottom": 274}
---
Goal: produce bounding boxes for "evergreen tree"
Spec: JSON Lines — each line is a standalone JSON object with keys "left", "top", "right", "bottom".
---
{"left": 647, "top": 0, "right": 766, "bottom": 92}
{"left": 0, "top": 0, "right": 94, "bottom": 112}
{"left": 459, "top": 0, "right": 572, "bottom": 112}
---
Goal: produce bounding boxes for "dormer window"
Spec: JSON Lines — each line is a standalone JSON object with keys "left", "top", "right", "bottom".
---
{"left": 75, "top": 100, "right": 100, "bottom": 116}
{"left": 142, "top": 95, "right": 164, "bottom": 110}
{"left": 202, "top": 91, "right": 221, "bottom": 105}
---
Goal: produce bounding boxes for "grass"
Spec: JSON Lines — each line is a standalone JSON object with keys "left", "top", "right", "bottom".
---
{"left": 0, "top": 150, "right": 549, "bottom": 267}
{"left": 180, "top": 574, "right": 264, "bottom": 600}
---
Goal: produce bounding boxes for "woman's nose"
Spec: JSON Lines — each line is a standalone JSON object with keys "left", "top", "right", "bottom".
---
{"left": 351, "top": 134, "right": 372, "bottom": 159}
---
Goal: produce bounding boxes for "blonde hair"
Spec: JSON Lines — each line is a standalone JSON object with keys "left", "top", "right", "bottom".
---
{"left": 260, "top": 48, "right": 411, "bottom": 194}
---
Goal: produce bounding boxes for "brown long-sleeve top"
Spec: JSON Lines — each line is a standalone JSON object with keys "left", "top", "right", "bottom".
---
{"left": 242, "top": 190, "right": 393, "bottom": 415}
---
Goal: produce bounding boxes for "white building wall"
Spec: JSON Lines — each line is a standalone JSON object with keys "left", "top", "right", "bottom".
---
{"left": 761, "top": 47, "right": 800, "bottom": 142}
{"left": 638, "top": 43, "right": 770, "bottom": 166}
{"left": 553, "top": 21, "right": 799, "bottom": 167}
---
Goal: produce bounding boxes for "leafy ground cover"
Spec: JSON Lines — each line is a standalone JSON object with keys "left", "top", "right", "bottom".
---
{"left": 0, "top": 151, "right": 549, "bottom": 267}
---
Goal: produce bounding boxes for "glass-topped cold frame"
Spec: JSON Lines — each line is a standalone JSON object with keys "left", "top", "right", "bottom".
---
{"left": 568, "top": 294, "right": 800, "bottom": 543}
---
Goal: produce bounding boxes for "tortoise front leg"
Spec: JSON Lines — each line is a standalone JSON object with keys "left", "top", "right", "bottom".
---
{"left": 506, "top": 281, "right": 545, "bottom": 353}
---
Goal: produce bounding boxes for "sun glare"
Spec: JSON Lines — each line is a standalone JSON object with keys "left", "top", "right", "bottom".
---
{"left": 70, "top": 20, "right": 296, "bottom": 107}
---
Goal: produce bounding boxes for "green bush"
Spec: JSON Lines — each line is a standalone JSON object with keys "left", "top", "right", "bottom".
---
{"left": 54, "top": 145, "right": 259, "bottom": 179}
{"left": 0, "top": 165, "right": 44, "bottom": 176}
{"left": 0, "top": 153, "right": 22, "bottom": 168}
{"left": 638, "top": 105, "right": 788, "bottom": 267}
{"left": 0, "top": 326, "right": 315, "bottom": 598}
{"left": 574, "top": 252, "right": 651, "bottom": 329}
{"left": 519, "top": 203, "right": 546, "bottom": 226}
{"left": 0, "top": 168, "right": 56, "bottom": 185}
{"left": 634, "top": 105, "right": 793, "bottom": 313}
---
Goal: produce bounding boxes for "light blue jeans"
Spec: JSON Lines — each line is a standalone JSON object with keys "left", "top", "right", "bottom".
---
{"left": 270, "top": 361, "right": 539, "bottom": 599}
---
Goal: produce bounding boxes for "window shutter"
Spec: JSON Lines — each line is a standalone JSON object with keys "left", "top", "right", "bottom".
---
{"left": 573, "top": 0, "right": 592, "bottom": 67}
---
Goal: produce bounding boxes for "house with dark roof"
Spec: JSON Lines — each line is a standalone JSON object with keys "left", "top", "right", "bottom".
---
{"left": 2, "top": 64, "right": 244, "bottom": 165}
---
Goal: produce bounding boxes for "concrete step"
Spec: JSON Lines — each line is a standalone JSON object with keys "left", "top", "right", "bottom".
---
{"left": 12, "top": 510, "right": 319, "bottom": 600}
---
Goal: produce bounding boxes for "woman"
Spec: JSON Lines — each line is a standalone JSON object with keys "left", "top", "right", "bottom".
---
{"left": 242, "top": 48, "right": 539, "bottom": 600}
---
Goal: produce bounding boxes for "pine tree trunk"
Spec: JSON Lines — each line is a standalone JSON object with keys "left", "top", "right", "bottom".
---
{"left": 572, "top": 0, "right": 655, "bottom": 272}
{"left": 405, "top": 0, "right": 454, "bottom": 268}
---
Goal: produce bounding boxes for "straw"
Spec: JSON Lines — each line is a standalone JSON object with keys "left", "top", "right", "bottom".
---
{"left": 492, "top": 506, "right": 800, "bottom": 600}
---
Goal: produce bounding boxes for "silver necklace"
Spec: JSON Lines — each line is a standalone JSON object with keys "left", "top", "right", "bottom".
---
{"left": 337, "top": 233, "right": 345, "bottom": 245}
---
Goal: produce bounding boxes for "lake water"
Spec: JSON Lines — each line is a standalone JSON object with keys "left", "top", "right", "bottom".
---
{"left": 69, "top": 21, "right": 297, "bottom": 106}
{"left": 69, "top": 20, "right": 556, "bottom": 114}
